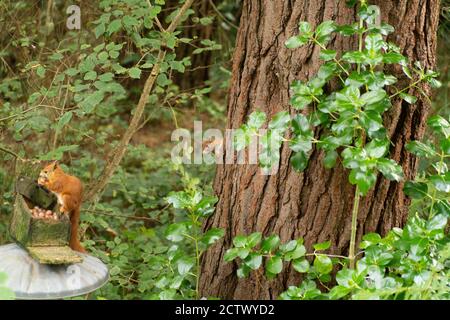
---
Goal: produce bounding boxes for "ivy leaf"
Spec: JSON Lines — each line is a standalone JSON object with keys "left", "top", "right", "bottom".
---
{"left": 201, "top": 228, "right": 224, "bottom": 246}
{"left": 349, "top": 169, "right": 377, "bottom": 195}
{"left": 365, "top": 139, "right": 389, "bottom": 158}
{"left": 261, "top": 235, "right": 281, "bottom": 253}
{"left": 248, "top": 111, "right": 267, "bottom": 130}
{"left": 266, "top": 256, "right": 283, "bottom": 275}
{"left": 247, "top": 232, "right": 262, "bottom": 248}
{"left": 224, "top": 248, "right": 240, "bottom": 262}
{"left": 38, "top": 145, "right": 78, "bottom": 161}
{"left": 84, "top": 71, "right": 97, "bottom": 81}
{"left": 284, "top": 244, "right": 306, "bottom": 261}
{"left": 165, "top": 223, "right": 187, "bottom": 242}
{"left": 107, "top": 19, "right": 122, "bottom": 35}
{"left": 313, "top": 255, "right": 333, "bottom": 274}
{"left": 244, "top": 253, "right": 263, "bottom": 270}
{"left": 313, "top": 241, "right": 331, "bottom": 251}
{"left": 342, "top": 51, "right": 366, "bottom": 64}
{"left": 269, "top": 111, "right": 291, "bottom": 130}
{"left": 285, "top": 36, "right": 307, "bottom": 49}
{"left": 427, "top": 115, "right": 450, "bottom": 138}
{"left": 361, "top": 89, "right": 386, "bottom": 106}
{"left": 315, "top": 20, "right": 335, "bottom": 44}
{"left": 292, "top": 259, "right": 310, "bottom": 273}
{"left": 36, "top": 65, "right": 46, "bottom": 78}
{"left": 128, "top": 67, "right": 142, "bottom": 79}
{"left": 291, "top": 151, "right": 309, "bottom": 172}
{"left": 323, "top": 150, "right": 338, "bottom": 168}
{"left": 377, "top": 158, "right": 403, "bottom": 181}
{"left": 404, "top": 181, "right": 428, "bottom": 199}
{"left": 232, "top": 235, "right": 247, "bottom": 248}
{"left": 406, "top": 141, "right": 436, "bottom": 158}
{"left": 429, "top": 174, "right": 450, "bottom": 193}
{"left": 440, "top": 138, "right": 450, "bottom": 154}
{"left": 399, "top": 92, "right": 417, "bottom": 104}
{"left": 177, "top": 257, "right": 195, "bottom": 275}
{"left": 319, "top": 49, "right": 337, "bottom": 61}
{"left": 383, "top": 52, "right": 406, "bottom": 64}
{"left": 56, "top": 111, "right": 73, "bottom": 131}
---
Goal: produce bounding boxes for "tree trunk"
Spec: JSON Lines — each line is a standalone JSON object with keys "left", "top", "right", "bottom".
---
{"left": 199, "top": 0, "right": 440, "bottom": 299}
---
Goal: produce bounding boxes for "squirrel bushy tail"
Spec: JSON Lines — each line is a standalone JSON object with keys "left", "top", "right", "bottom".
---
{"left": 69, "top": 207, "right": 85, "bottom": 253}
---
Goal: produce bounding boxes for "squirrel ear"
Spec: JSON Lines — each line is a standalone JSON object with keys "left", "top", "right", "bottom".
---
{"left": 52, "top": 160, "right": 59, "bottom": 169}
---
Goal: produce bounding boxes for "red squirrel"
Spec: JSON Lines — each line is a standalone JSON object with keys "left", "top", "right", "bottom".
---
{"left": 37, "top": 161, "right": 85, "bottom": 253}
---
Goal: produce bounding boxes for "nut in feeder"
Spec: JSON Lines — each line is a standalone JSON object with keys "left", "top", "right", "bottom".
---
{"left": 0, "top": 159, "right": 108, "bottom": 299}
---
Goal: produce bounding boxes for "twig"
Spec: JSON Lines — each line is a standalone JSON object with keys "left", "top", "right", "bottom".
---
{"left": 84, "top": 0, "right": 196, "bottom": 202}
{"left": 83, "top": 209, "right": 161, "bottom": 224}
{"left": 0, "top": 145, "right": 21, "bottom": 159}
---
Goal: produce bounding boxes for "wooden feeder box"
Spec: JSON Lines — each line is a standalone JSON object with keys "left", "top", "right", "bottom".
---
{"left": 9, "top": 162, "right": 82, "bottom": 265}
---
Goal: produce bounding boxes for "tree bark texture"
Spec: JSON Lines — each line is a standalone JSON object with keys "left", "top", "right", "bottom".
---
{"left": 200, "top": 0, "right": 440, "bottom": 299}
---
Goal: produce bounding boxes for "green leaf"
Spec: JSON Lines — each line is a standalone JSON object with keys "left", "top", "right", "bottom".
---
{"left": 299, "top": 21, "right": 312, "bottom": 34}
{"left": 313, "top": 255, "right": 333, "bottom": 274}
{"left": 165, "top": 223, "right": 187, "bottom": 242}
{"left": 315, "top": 21, "right": 335, "bottom": 44}
{"left": 201, "top": 228, "right": 224, "bottom": 246}
{"left": 94, "top": 23, "right": 106, "bottom": 38}
{"left": 233, "top": 235, "right": 247, "bottom": 248}
{"left": 177, "top": 257, "right": 195, "bottom": 275}
{"left": 427, "top": 115, "right": 450, "bottom": 138}
{"left": 224, "top": 248, "right": 240, "bottom": 262}
{"left": 247, "top": 232, "right": 262, "bottom": 248}
{"left": 36, "top": 65, "right": 46, "bottom": 78}
{"left": 244, "top": 253, "right": 263, "bottom": 270}
{"left": 38, "top": 145, "right": 78, "bottom": 161}
{"left": 440, "top": 138, "right": 450, "bottom": 154}
{"left": 429, "top": 174, "right": 450, "bottom": 193}
{"left": 361, "top": 89, "right": 386, "bottom": 106}
{"left": 404, "top": 181, "right": 428, "bottom": 199}
{"left": 269, "top": 111, "right": 291, "bottom": 130}
{"left": 84, "top": 71, "right": 97, "bottom": 81}
{"left": 292, "top": 259, "right": 310, "bottom": 273}
{"left": 266, "top": 256, "right": 283, "bottom": 274}
{"left": 349, "top": 169, "right": 377, "bottom": 195}
{"left": 289, "top": 135, "right": 312, "bottom": 153}
{"left": 65, "top": 68, "right": 79, "bottom": 76}
{"left": 365, "top": 139, "right": 389, "bottom": 158}
{"left": 128, "top": 67, "right": 142, "bottom": 79}
{"left": 323, "top": 150, "right": 338, "bottom": 168}
{"left": 383, "top": 52, "right": 406, "bottom": 64}
{"left": 261, "top": 235, "right": 281, "bottom": 253}
{"left": 377, "top": 158, "right": 403, "bottom": 181}
{"left": 365, "top": 33, "right": 384, "bottom": 52}
{"left": 290, "top": 151, "right": 309, "bottom": 172}
{"left": 399, "top": 92, "right": 417, "bottom": 104}
{"left": 285, "top": 36, "right": 307, "bottom": 49}
{"left": 107, "top": 19, "right": 122, "bottom": 35}
{"left": 319, "top": 49, "right": 337, "bottom": 61}
{"left": 406, "top": 141, "right": 436, "bottom": 157}
{"left": 342, "top": 51, "right": 366, "bottom": 64}
{"left": 284, "top": 244, "right": 306, "bottom": 261}
{"left": 56, "top": 111, "right": 73, "bottom": 131}
{"left": 313, "top": 241, "right": 331, "bottom": 251}
{"left": 248, "top": 111, "right": 267, "bottom": 130}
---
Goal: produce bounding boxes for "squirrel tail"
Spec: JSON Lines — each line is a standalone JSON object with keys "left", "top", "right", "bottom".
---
{"left": 69, "top": 207, "right": 86, "bottom": 253}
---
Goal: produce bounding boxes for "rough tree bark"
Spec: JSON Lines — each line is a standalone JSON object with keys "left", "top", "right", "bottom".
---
{"left": 200, "top": 0, "right": 440, "bottom": 299}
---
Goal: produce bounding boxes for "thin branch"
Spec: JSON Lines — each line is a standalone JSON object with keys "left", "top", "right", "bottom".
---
{"left": 84, "top": 0, "right": 196, "bottom": 203}
{"left": 83, "top": 209, "right": 161, "bottom": 224}
{"left": 0, "top": 145, "right": 21, "bottom": 159}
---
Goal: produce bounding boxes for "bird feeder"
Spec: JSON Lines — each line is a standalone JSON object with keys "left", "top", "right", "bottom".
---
{"left": 0, "top": 159, "right": 109, "bottom": 299}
